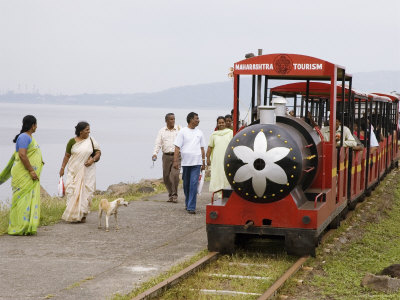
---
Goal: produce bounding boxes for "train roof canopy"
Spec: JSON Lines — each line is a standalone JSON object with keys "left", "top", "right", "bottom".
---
{"left": 370, "top": 93, "right": 400, "bottom": 102}
{"left": 233, "top": 53, "right": 351, "bottom": 81}
{"left": 271, "top": 82, "right": 367, "bottom": 99}
{"left": 368, "top": 93, "right": 392, "bottom": 102}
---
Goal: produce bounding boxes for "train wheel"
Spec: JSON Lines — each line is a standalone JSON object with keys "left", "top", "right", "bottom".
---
{"left": 235, "top": 234, "right": 249, "bottom": 248}
{"left": 341, "top": 207, "right": 348, "bottom": 219}
{"left": 328, "top": 214, "right": 341, "bottom": 229}
{"left": 348, "top": 199, "right": 357, "bottom": 210}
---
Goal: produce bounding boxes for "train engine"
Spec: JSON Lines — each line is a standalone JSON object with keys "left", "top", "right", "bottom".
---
{"left": 206, "top": 104, "right": 323, "bottom": 256}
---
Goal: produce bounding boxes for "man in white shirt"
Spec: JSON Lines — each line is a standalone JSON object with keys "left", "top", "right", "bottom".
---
{"left": 173, "top": 112, "right": 206, "bottom": 214}
{"left": 152, "top": 113, "right": 180, "bottom": 203}
{"left": 320, "top": 119, "right": 359, "bottom": 148}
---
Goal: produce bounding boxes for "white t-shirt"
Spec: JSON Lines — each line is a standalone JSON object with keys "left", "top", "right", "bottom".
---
{"left": 370, "top": 125, "right": 379, "bottom": 147}
{"left": 174, "top": 127, "right": 206, "bottom": 166}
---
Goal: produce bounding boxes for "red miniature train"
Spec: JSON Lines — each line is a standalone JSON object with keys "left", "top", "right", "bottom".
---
{"left": 206, "top": 53, "right": 399, "bottom": 256}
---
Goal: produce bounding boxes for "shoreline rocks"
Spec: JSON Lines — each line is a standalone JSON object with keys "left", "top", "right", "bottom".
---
{"left": 40, "top": 185, "right": 50, "bottom": 198}
{"left": 102, "top": 178, "right": 164, "bottom": 196}
{"left": 106, "top": 182, "right": 132, "bottom": 196}
{"left": 361, "top": 273, "right": 400, "bottom": 293}
{"left": 362, "top": 265, "right": 400, "bottom": 293}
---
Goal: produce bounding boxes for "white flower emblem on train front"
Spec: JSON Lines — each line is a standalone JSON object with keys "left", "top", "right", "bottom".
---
{"left": 233, "top": 132, "right": 289, "bottom": 197}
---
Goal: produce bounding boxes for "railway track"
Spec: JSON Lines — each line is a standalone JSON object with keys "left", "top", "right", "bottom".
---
{"left": 131, "top": 199, "right": 362, "bottom": 300}
{"left": 132, "top": 243, "right": 308, "bottom": 299}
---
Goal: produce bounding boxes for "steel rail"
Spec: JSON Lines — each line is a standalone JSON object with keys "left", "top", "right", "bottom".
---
{"left": 256, "top": 200, "right": 361, "bottom": 300}
{"left": 257, "top": 256, "right": 309, "bottom": 300}
{"left": 131, "top": 187, "right": 368, "bottom": 300}
{"left": 131, "top": 251, "right": 219, "bottom": 300}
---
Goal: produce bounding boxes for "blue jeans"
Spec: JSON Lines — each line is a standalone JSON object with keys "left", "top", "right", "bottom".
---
{"left": 182, "top": 165, "right": 201, "bottom": 211}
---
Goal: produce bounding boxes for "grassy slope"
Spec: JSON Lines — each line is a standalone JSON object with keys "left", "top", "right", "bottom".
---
{"left": 283, "top": 170, "right": 400, "bottom": 299}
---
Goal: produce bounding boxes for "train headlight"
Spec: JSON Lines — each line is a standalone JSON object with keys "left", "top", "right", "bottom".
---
{"left": 209, "top": 211, "right": 218, "bottom": 220}
{"left": 302, "top": 215, "right": 311, "bottom": 225}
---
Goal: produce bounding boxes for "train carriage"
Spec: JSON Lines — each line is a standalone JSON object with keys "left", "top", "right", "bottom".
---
{"left": 206, "top": 53, "right": 399, "bottom": 256}
{"left": 370, "top": 92, "right": 400, "bottom": 168}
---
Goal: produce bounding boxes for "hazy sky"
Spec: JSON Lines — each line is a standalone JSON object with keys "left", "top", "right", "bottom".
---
{"left": 0, "top": 0, "right": 399, "bottom": 94}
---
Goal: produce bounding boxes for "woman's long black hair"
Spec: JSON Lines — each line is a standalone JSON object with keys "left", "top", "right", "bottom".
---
{"left": 13, "top": 115, "right": 37, "bottom": 143}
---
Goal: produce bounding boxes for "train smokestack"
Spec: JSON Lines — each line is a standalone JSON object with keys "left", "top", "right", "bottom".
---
{"left": 259, "top": 106, "right": 276, "bottom": 124}
{"left": 272, "top": 96, "right": 287, "bottom": 117}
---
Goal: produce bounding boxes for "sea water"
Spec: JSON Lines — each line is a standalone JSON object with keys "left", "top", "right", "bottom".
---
{"left": 0, "top": 103, "right": 230, "bottom": 204}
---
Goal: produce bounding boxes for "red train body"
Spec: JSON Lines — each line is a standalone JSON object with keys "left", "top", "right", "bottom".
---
{"left": 206, "top": 53, "right": 399, "bottom": 256}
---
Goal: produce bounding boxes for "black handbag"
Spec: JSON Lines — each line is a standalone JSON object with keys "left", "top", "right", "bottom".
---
{"left": 90, "top": 138, "right": 100, "bottom": 162}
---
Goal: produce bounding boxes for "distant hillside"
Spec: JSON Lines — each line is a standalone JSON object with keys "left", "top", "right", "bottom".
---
{"left": 0, "top": 71, "right": 399, "bottom": 108}
{"left": 0, "top": 81, "right": 234, "bottom": 108}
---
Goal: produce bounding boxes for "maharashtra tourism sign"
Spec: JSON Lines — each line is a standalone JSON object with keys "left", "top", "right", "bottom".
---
{"left": 234, "top": 54, "right": 329, "bottom": 76}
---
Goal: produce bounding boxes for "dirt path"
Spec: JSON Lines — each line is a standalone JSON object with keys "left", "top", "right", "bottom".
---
{"left": 0, "top": 183, "right": 212, "bottom": 300}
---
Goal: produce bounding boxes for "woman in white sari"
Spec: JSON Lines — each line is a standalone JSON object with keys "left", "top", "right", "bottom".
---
{"left": 59, "top": 122, "right": 101, "bottom": 222}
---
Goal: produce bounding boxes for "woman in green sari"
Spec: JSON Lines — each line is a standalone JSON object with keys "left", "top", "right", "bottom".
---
{"left": 0, "top": 115, "right": 43, "bottom": 235}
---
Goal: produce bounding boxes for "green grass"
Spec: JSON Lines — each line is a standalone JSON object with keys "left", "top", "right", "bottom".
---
{"left": 283, "top": 171, "right": 400, "bottom": 299}
{"left": 0, "top": 181, "right": 167, "bottom": 236}
{"left": 114, "top": 236, "right": 297, "bottom": 300}
{"left": 65, "top": 276, "right": 95, "bottom": 290}
{"left": 311, "top": 188, "right": 400, "bottom": 299}
{"left": 40, "top": 196, "right": 67, "bottom": 226}
{"left": 160, "top": 250, "right": 296, "bottom": 300}
{"left": 0, "top": 203, "right": 9, "bottom": 235}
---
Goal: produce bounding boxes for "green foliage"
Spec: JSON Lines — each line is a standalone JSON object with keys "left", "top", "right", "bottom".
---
{"left": 300, "top": 174, "right": 400, "bottom": 299}
{"left": 40, "top": 197, "right": 66, "bottom": 226}
{"left": 0, "top": 203, "right": 9, "bottom": 235}
{"left": 66, "top": 276, "right": 95, "bottom": 290}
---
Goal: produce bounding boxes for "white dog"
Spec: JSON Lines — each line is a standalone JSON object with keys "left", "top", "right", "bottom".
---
{"left": 98, "top": 198, "right": 129, "bottom": 232}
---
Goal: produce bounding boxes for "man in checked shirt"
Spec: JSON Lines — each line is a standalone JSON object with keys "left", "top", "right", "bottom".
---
{"left": 152, "top": 113, "right": 181, "bottom": 203}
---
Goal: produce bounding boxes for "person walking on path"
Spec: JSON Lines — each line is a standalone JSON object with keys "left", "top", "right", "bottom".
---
{"left": 152, "top": 113, "right": 181, "bottom": 203}
{"left": 59, "top": 121, "right": 101, "bottom": 223}
{"left": 206, "top": 116, "right": 233, "bottom": 197}
{"left": 173, "top": 112, "right": 206, "bottom": 214}
{"left": 0, "top": 115, "right": 43, "bottom": 235}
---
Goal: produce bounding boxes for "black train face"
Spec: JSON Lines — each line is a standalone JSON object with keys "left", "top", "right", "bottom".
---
{"left": 224, "top": 124, "right": 302, "bottom": 203}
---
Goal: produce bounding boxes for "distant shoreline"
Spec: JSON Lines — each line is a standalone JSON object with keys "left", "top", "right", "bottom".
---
{"left": 0, "top": 80, "right": 234, "bottom": 109}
